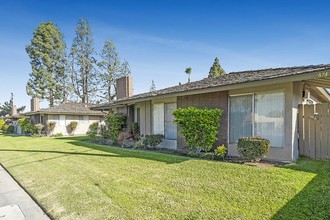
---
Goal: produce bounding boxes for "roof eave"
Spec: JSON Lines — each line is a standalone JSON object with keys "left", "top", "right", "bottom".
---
{"left": 95, "top": 70, "right": 326, "bottom": 109}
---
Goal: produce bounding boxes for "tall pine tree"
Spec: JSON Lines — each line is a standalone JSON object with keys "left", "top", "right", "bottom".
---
{"left": 26, "top": 21, "right": 67, "bottom": 107}
{"left": 208, "top": 57, "right": 225, "bottom": 78}
{"left": 150, "top": 80, "right": 156, "bottom": 92}
{"left": 69, "top": 18, "right": 97, "bottom": 103}
{"left": 98, "top": 40, "right": 121, "bottom": 102}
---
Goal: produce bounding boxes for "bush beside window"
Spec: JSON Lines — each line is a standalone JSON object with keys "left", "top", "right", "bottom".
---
{"left": 34, "top": 123, "right": 44, "bottom": 134}
{"left": 129, "top": 122, "right": 140, "bottom": 140}
{"left": 105, "top": 112, "right": 127, "bottom": 144}
{"left": 143, "top": 134, "right": 164, "bottom": 149}
{"left": 87, "top": 122, "right": 99, "bottom": 142}
{"left": 18, "top": 118, "right": 36, "bottom": 134}
{"left": 237, "top": 137, "right": 270, "bottom": 161}
{"left": 3, "top": 124, "right": 14, "bottom": 134}
{"left": 69, "top": 121, "right": 78, "bottom": 135}
{"left": 173, "top": 107, "right": 223, "bottom": 152}
{"left": 47, "top": 121, "right": 56, "bottom": 135}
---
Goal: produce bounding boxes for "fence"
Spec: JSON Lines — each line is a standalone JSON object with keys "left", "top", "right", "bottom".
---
{"left": 298, "top": 103, "right": 330, "bottom": 159}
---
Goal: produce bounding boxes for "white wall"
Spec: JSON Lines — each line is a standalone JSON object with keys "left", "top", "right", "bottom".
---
{"left": 47, "top": 114, "right": 104, "bottom": 136}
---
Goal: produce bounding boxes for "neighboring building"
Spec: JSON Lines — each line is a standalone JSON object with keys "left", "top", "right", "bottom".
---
{"left": 93, "top": 65, "right": 330, "bottom": 162}
{"left": 25, "top": 100, "right": 105, "bottom": 136}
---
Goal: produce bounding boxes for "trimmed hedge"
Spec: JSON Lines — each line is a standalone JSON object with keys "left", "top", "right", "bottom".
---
{"left": 48, "top": 121, "right": 56, "bottom": 135}
{"left": 105, "top": 113, "right": 127, "bottom": 144}
{"left": 173, "top": 107, "right": 223, "bottom": 152}
{"left": 143, "top": 134, "right": 164, "bottom": 148}
{"left": 237, "top": 137, "right": 270, "bottom": 161}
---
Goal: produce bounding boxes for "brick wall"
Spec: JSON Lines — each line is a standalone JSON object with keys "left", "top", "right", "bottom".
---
{"left": 176, "top": 91, "right": 228, "bottom": 151}
{"left": 116, "top": 76, "right": 133, "bottom": 99}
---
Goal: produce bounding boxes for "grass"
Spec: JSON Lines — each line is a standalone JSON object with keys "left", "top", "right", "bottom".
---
{"left": 0, "top": 135, "right": 329, "bottom": 219}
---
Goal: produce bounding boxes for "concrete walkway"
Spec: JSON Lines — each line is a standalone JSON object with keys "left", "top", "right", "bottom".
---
{"left": 0, "top": 165, "right": 50, "bottom": 220}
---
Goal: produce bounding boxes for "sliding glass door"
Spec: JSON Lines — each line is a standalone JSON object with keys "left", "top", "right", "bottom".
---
{"left": 229, "top": 90, "right": 285, "bottom": 147}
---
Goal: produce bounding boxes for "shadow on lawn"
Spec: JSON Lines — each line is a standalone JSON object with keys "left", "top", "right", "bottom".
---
{"left": 0, "top": 140, "right": 189, "bottom": 165}
{"left": 67, "top": 140, "right": 189, "bottom": 164}
{"left": 272, "top": 158, "right": 330, "bottom": 220}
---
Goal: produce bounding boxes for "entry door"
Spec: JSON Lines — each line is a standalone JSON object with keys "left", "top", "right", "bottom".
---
{"left": 165, "top": 103, "right": 177, "bottom": 140}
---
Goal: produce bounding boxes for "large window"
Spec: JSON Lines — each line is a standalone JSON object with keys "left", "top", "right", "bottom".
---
{"left": 229, "top": 95, "right": 253, "bottom": 143}
{"left": 229, "top": 91, "right": 285, "bottom": 147}
{"left": 153, "top": 103, "right": 164, "bottom": 135}
{"left": 152, "top": 103, "right": 177, "bottom": 140}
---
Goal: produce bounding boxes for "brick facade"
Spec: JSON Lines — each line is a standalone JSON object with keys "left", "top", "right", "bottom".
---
{"left": 116, "top": 76, "right": 133, "bottom": 100}
{"left": 176, "top": 91, "right": 228, "bottom": 151}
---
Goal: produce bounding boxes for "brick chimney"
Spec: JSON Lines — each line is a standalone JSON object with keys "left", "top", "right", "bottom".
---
{"left": 116, "top": 76, "right": 133, "bottom": 100}
{"left": 11, "top": 105, "right": 17, "bottom": 116}
{"left": 31, "top": 98, "right": 40, "bottom": 112}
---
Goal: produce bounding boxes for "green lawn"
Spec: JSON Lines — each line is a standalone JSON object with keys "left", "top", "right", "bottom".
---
{"left": 0, "top": 135, "right": 329, "bottom": 219}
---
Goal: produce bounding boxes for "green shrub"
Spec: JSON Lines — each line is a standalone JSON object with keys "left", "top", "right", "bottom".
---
{"left": 47, "top": 121, "right": 56, "bottom": 135}
{"left": 117, "top": 131, "right": 126, "bottom": 145}
{"left": 4, "top": 125, "right": 14, "bottom": 134}
{"left": 32, "top": 133, "right": 44, "bottom": 138}
{"left": 201, "top": 152, "right": 215, "bottom": 160}
{"left": 173, "top": 107, "right": 223, "bottom": 152}
{"left": 100, "top": 125, "right": 109, "bottom": 139}
{"left": 2, "top": 124, "right": 8, "bottom": 132}
{"left": 34, "top": 123, "right": 44, "bottom": 134}
{"left": 68, "top": 121, "right": 78, "bottom": 135}
{"left": 143, "top": 134, "right": 164, "bottom": 148}
{"left": 237, "top": 137, "right": 270, "bottom": 161}
{"left": 187, "top": 151, "right": 214, "bottom": 159}
{"left": 129, "top": 122, "right": 140, "bottom": 140}
{"left": 105, "top": 112, "right": 126, "bottom": 144}
{"left": 133, "top": 140, "right": 144, "bottom": 149}
{"left": 51, "top": 133, "right": 63, "bottom": 137}
{"left": 0, "top": 118, "right": 5, "bottom": 130}
{"left": 18, "top": 118, "right": 36, "bottom": 134}
{"left": 214, "top": 144, "right": 227, "bottom": 160}
{"left": 87, "top": 122, "right": 99, "bottom": 143}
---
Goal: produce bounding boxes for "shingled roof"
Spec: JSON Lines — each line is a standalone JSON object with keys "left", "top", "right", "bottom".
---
{"left": 25, "top": 103, "right": 106, "bottom": 116}
{"left": 94, "top": 64, "right": 330, "bottom": 108}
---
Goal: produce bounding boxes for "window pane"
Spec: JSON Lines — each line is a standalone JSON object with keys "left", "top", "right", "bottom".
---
{"left": 152, "top": 103, "right": 164, "bottom": 135}
{"left": 165, "top": 103, "right": 177, "bottom": 140}
{"left": 229, "top": 95, "right": 253, "bottom": 143}
{"left": 254, "top": 91, "right": 284, "bottom": 147}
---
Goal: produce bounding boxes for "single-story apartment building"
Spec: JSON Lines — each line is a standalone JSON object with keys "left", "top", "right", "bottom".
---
{"left": 93, "top": 64, "right": 330, "bottom": 162}
{"left": 25, "top": 100, "right": 105, "bottom": 136}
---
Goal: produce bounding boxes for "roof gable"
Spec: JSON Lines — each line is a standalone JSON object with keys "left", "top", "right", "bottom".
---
{"left": 26, "top": 103, "right": 106, "bottom": 116}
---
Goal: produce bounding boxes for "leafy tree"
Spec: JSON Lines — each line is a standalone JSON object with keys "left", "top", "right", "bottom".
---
{"left": 150, "top": 80, "right": 156, "bottom": 92}
{"left": 208, "top": 57, "right": 225, "bottom": 78}
{"left": 69, "top": 18, "right": 97, "bottom": 103}
{"left": 0, "top": 93, "right": 25, "bottom": 117}
{"left": 18, "top": 118, "right": 36, "bottom": 134}
{"left": 185, "top": 67, "right": 192, "bottom": 83}
{"left": 0, "top": 118, "right": 5, "bottom": 130}
{"left": 98, "top": 40, "right": 123, "bottom": 102}
{"left": 26, "top": 21, "right": 67, "bottom": 106}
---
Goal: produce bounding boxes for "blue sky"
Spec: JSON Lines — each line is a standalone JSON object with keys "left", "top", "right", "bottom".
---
{"left": 1, "top": 0, "right": 330, "bottom": 110}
